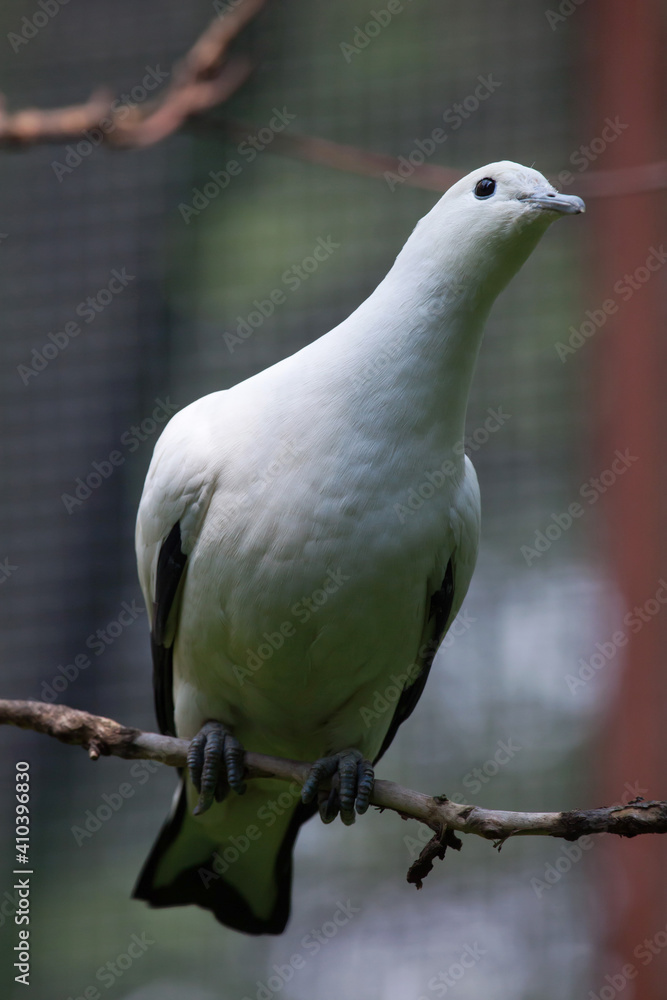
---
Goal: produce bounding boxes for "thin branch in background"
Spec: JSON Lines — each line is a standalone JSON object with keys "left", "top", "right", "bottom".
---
{"left": 190, "top": 117, "right": 667, "bottom": 198}
{"left": 0, "top": 0, "right": 267, "bottom": 149}
{"left": 2, "top": 698, "right": 666, "bottom": 887}
{"left": 0, "top": 2, "right": 665, "bottom": 197}
{"left": 190, "top": 115, "right": 465, "bottom": 192}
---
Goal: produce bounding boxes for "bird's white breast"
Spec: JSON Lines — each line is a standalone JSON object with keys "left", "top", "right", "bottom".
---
{"left": 147, "top": 375, "right": 479, "bottom": 762}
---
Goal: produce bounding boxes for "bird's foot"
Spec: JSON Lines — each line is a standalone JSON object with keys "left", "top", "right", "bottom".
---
{"left": 187, "top": 720, "right": 247, "bottom": 816}
{"left": 301, "top": 748, "right": 374, "bottom": 826}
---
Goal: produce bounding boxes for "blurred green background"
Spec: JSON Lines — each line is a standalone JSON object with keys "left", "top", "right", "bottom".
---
{"left": 0, "top": 1, "right": 658, "bottom": 997}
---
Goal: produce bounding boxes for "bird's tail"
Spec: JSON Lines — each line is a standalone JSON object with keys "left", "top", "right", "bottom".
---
{"left": 133, "top": 776, "right": 315, "bottom": 934}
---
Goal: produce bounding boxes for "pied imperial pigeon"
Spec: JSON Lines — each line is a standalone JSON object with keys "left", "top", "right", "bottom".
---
{"left": 133, "top": 161, "right": 584, "bottom": 933}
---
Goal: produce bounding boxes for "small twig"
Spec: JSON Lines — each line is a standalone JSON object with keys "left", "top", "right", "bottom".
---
{"left": 0, "top": 0, "right": 266, "bottom": 149}
{"left": 189, "top": 117, "right": 667, "bottom": 198}
{"left": 2, "top": 698, "right": 666, "bottom": 885}
{"left": 407, "top": 826, "right": 462, "bottom": 890}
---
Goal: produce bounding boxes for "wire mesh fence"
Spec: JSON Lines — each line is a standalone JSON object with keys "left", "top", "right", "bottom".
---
{"left": 1, "top": 1, "right": 664, "bottom": 997}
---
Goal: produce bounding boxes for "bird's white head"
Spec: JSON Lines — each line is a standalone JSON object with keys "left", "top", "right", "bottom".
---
{"left": 443, "top": 159, "right": 585, "bottom": 223}
{"left": 405, "top": 160, "right": 585, "bottom": 307}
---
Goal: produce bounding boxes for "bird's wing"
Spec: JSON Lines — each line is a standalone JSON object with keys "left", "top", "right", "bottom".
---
{"left": 374, "top": 558, "right": 455, "bottom": 763}
{"left": 375, "top": 457, "right": 480, "bottom": 763}
{"left": 150, "top": 521, "right": 188, "bottom": 735}
{"left": 135, "top": 397, "right": 218, "bottom": 736}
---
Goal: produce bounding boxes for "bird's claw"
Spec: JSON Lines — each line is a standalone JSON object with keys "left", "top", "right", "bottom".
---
{"left": 301, "top": 749, "right": 374, "bottom": 826}
{"left": 187, "top": 720, "right": 247, "bottom": 816}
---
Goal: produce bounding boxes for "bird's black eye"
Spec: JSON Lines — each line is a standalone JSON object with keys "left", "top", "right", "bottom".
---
{"left": 474, "top": 178, "right": 496, "bottom": 199}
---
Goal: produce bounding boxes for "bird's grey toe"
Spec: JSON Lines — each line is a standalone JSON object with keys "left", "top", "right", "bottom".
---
{"left": 187, "top": 720, "right": 247, "bottom": 816}
{"left": 302, "top": 749, "right": 375, "bottom": 826}
{"left": 317, "top": 786, "right": 341, "bottom": 824}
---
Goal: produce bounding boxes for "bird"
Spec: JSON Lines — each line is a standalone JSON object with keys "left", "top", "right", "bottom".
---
{"left": 132, "top": 161, "right": 584, "bottom": 934}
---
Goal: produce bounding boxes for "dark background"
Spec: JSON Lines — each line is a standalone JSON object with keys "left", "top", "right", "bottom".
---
{"left": 1, "top": 1, "right": 665, "bottom": 997}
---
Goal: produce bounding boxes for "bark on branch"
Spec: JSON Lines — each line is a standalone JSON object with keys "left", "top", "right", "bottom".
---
{"left": 2, "top": 698, "right": 666, "bottom": 887}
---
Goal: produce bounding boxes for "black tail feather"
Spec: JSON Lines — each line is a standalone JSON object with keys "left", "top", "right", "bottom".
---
{"left": 133, "top": 784, "right": 317, "bottom": 935}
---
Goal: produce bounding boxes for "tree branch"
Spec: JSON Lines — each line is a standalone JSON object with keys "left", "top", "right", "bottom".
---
{"left": 2, "top": 698, "right": 666, "bottom": 886}
{"left": 0, "top": 0, "right": 267, "bottom": 149}
{"left": 0, "top": 3, "right": 665, "bottom": 197}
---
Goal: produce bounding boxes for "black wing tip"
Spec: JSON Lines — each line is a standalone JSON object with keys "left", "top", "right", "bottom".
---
{"left": 152, "top": 521, "right": 188, "bottom": 645}
{"left": 375, "top": 559, "right": 456, "bottom": 763}
{"left": 151, "top": 520, "right": 188, "bottom": 736}
{"left": 151, "top": 636, "right": 177, "bottom": 736}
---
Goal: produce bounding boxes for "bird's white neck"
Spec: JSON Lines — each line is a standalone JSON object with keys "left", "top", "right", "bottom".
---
{"left": 320, "top": 209, "right": 547, "bottom": 464}
{"left": 327, "top": 252, "right": 493, "bottom": 461}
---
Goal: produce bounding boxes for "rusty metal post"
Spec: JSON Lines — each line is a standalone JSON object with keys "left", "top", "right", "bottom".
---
{"left": 586, "top": 0, "right": 667, "bottom": 995}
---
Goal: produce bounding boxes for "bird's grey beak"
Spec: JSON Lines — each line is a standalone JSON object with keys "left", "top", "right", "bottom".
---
{"left": 519, "top": 191, "right": 585, "bottom": 215}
